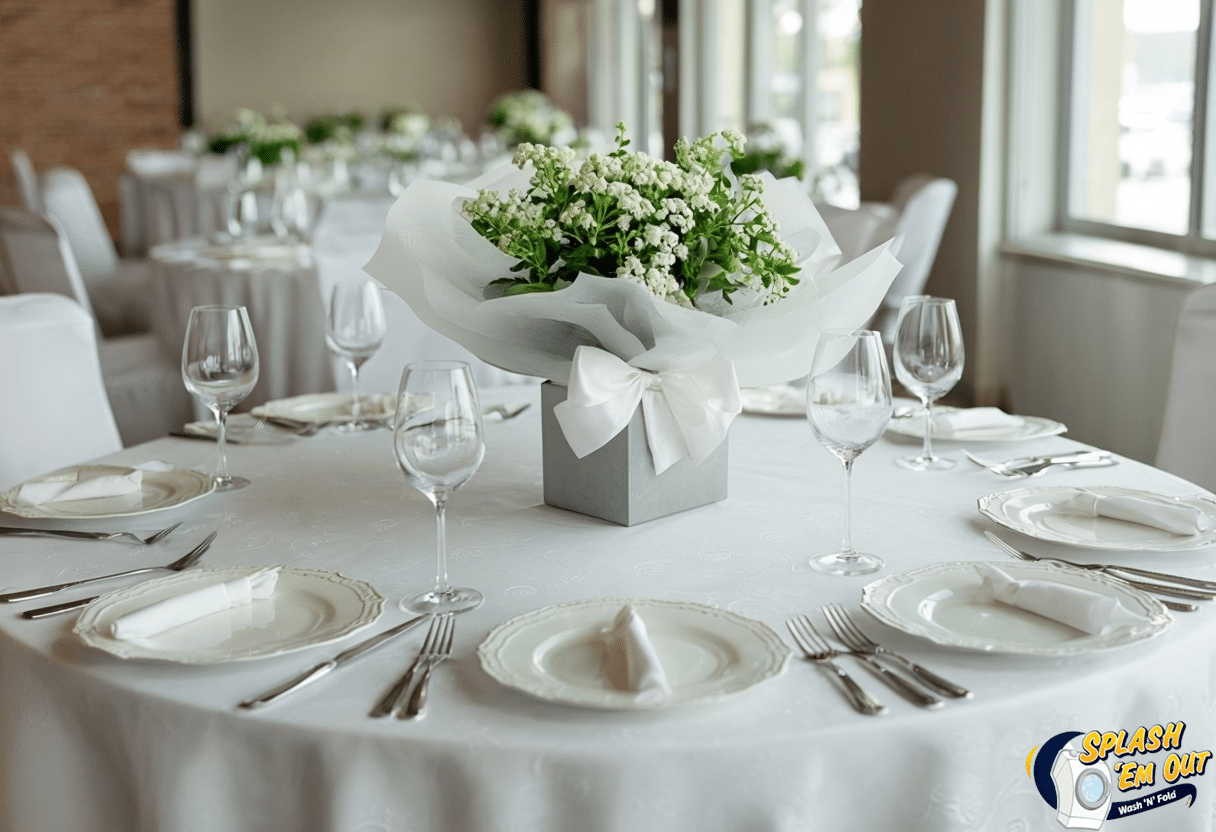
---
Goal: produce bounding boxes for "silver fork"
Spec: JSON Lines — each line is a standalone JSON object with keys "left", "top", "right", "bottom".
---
{"left": 2, "top": 527, "right": 209, "bottom": 603}
{"left": 983, "top": 531, "right": 1213, "bottom": 609}
{"left": 785, "top": 616, "right": 885, "bottom": 715}
{"left": 19, "top": 530, "right": 218, "bottom": 618}
{"left": 401, "top": 614, "right": 455, "bottom": 720}
{"left": 0, "top": 520, "right": 181, "bottom": 545}
{"left": 822, "top": 604, "right": 972, "bottom": 699}
{"left": 370, "top": 614, "right": 447, "bottom": 718}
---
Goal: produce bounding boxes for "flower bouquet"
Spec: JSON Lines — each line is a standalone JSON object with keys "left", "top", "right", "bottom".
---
{"left": 366, "top": 125, "right": 901, "bottom": 524}
{"left": 487, "top": 89, "right": 576, "bottom": 148}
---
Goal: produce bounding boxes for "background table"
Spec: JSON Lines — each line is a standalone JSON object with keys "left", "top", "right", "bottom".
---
{"left": 1, "top": 390, "right": 1214, "bottom": 832}
{"left": 148, "top": 237, "right": 336, "bottom": 409}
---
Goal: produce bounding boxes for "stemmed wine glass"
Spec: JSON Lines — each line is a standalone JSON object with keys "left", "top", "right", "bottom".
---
{"left": 892, "top": 296, "right": 965, "bottom": 470}
{"left": 805, "top": 329, "right": 893, "bottom": 576}
{"left": 326, "top": 279, "right": 387, "bottom": 431}
{"left": 394, "top": 361, "right": 485, "bottom": 614}
{"left": 182, "top": 305, "right": 260, "bottom": 491}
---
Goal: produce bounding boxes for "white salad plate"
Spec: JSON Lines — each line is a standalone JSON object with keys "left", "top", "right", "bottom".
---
{"left": 886, "top": 405, "right": 1066, "bottom": 442}
{"left": 861, "top": 561, "right": 1171, "bottom": 656}
{"left": 478, "top": 598, "right": 790, "bottom": 710}
{"left": 740, "top": 384, "right": 805, "bottom": 417}
{"left": 252, "top": 392, "right": 396, "bottom": 426}
{"left": 75, "top": 566, "right": 384, "bottom": 663}
{"left": 978, "top": 485, "right": 1216, "bottom": 551}
{"left": 0, "top": 465, "right": 215, "bottom": 520}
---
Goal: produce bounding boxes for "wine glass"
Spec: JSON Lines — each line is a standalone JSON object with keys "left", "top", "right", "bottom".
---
{"left": 892, "top": 296, "right": 965, "bottom": 470}
{"left": 326, "top": 280, "right": 387, "bottom": 431}
{"left": 182, "top": 305, "right": 259, "bottom": 491}
{"left": 394, "top": 361, "right": 485, "bottom": 614}
{"left": 805, "top": 329, "right": 893, "bottom": 576}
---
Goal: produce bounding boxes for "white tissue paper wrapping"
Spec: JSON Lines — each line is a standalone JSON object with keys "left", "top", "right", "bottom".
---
{"left": 364, "top": 167, "right": 901, "bottom": 471}
{"left": 1060, "top": 492, "right": 1215, "bottom": 536}
{"left": 15, "top": 460, "right": 175, "bottom": 506}
{"left": 598, "top": 604, "right": 670, "bottom": 703}
{"left": 111, "top": 568, "right": 279, "bottom": 641}
{"left": 975, "top": 563, "right": 1152, "bottom": 636}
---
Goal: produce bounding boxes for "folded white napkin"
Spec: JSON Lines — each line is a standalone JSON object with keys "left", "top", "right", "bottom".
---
{"left": 111, "top": 568, "right": 279, "bottom": 641}
{"left": 1060, "top": 491, "right": 1215, "bottom": 536}
{"left": 932, "top": 407, "right": 1022, "bottom": 434}
{"left": 975, "top": 563, "right": 1153, "bottom": 636}
{"left": 598, "top": 604, "right": 670, "bottom": 702}
{"left": 14, "top": 461, "right": 176, "bottom": 507}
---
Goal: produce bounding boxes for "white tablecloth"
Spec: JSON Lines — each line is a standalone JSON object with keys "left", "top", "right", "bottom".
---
{"left": 147, "top": 238, "right": 336, "bottom": 409}
{"left": 1, "top": 389, "right": 1214, "bottom": 832}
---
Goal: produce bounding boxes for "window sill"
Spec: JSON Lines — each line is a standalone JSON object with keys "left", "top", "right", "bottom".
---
{"left": 1000, "top": 233, "right": 1216, "bottom": 287}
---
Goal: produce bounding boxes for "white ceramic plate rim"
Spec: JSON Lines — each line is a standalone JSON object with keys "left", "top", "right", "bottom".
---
{"left": 886, "top": 405, "right": 1066, "bottom": 442}
{"left": 0, "top": 465, "right": 215, "bottom": 520}
{"left": 477, "top": 598, "right": 790, "bottom": 710}
{"left": 74, "top": 566, "right": 384, "bottom": 663}
{"left": 978, "top": 485, "right": 1216, "bottom": 551}
{"left": 861, "top": 560, "right": 1171, "bottom": 656}
{"left": 252, "top": 392, "right": 395, "bottom": 425}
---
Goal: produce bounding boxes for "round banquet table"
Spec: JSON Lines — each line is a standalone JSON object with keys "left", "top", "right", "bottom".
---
{"left": 147, "top": 237, "right": 337, "bottom": 409}
{"left": 1, "top": 386, "right": 1214, "bottom": 832}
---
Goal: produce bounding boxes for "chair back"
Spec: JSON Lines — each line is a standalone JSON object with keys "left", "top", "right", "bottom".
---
{"left": 0, "top": 208, "right": 96, "bottom": 320}
{"left": 0, "top": 293, "right": 122, "bottom": 490}
{"left": 871, "top": 174, "right": 957, "bottom": 344}
{"left": 1156, "top": 283, "right": 1216, "bottom": 491}
{"left": 40, "top": 166, "right": 120, "bottom": 285}
{"left": 10, "top": 149, "right": 43, "bottom": 214}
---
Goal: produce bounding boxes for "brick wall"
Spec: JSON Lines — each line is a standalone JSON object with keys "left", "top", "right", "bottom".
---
{"left": 0, "top": 0, "right": 180, "bottom": 241}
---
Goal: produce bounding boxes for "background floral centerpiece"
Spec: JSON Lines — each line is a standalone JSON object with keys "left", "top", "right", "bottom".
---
{"left": 487, "top": 89, "right": 576, "bottom": 148}
{"left": 366, "top": 122, "right": 901, "bottom": 522}
{"left": 207, "top": 108, "right": 303, "bottom": 167}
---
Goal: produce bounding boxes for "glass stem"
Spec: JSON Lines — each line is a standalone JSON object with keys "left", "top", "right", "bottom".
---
{"left": 921, "top": 400, "right": 935, "bottom": 462}
{"left": 348, "top": 360, "right": 362, "bottom": 424}
{"left": 433, "top": 498, "right": 451, "bottom": 597}
{"left": 840, "top": 457, "right": 855, "bottom": 558}
{"left": 214, "top": 407, "right": 231, "bottom": 485}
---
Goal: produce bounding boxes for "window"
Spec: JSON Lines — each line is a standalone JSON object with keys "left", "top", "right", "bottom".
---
{"left": 1063, "top": 0, "right": 1216, "bottom": 252}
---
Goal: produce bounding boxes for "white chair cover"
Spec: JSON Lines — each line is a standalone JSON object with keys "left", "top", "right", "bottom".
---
{"left": 0, "top": 208, "right": 192, "bottom": 446}
{"left": 10, "top": 149, "right": 42, "bottom": 214}
{"left": 0, "top": 293, "right": 122, "bottom": 491}
{"left": 40, "top": 166, "right": 152, "bottom": 336}
{"left": 1156, "top": 283, "right": 1216, "bottom": 492}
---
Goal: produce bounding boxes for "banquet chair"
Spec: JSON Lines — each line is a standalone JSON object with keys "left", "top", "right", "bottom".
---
{"left": 39, "top": 165, "right": 154, "bottom": 337}
{"left": 10, "top": 149, "right": 43, "bottom": 214}
{"left": 0, "top": 293, "right": 123, "bottom": 491}
{"left": 1155, "top": 283, "right": 1216, "bottom": 492}
{"left": 868, "top": 174, "right": 958, "bottom": 346}
{"left": 0, "top": 208, "right": 192, "bottom": 446}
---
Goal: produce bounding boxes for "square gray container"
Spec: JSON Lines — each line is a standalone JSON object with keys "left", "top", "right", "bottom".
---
{"left": 540, "top": 381, "right": 728, "bottom": 526}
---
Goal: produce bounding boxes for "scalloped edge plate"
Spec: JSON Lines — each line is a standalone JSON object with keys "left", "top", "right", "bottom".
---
{"left": 478, "top": 598, "right": 790, "bottom": 710}
{"left": 886, "top": 405, "right": 1066, "bottom": 442}
{"left": 861, "top": 560, "right": 1170, "bottom": 656}
{"left": 252, "top": 392, "right": 395, "bottom": 426}
{"left": 0, "top": 465, "right": 215, "bottom": 520}
{"left": 74, "top": 566, "right": 384, "bottom": 663}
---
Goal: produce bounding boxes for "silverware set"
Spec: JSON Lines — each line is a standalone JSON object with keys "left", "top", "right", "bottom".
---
{"left": 786, "top": 605, "right": 971, "bottom": 715}
{"left": 0, "top": 521, "right": 181, "bottom": 545}
{"left": 5, "top": 531, "right": 217, "bottom": 618}
{"left": 370, "top": 613, "right": 456, "bottom": 720}
{"left": 963, "top": 449, "right": 1116, "bottom": 478}
{"left": 983, "top": 530, "right": 1216, "bottom": 613}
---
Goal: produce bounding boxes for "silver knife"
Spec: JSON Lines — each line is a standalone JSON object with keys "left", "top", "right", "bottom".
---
{"left": 238, "top": 614, "right": 429, "bottom": 709}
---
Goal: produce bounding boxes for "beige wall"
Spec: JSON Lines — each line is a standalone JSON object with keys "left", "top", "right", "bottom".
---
{"left": 193, "top": 0, "right": 529, "bottom": 134}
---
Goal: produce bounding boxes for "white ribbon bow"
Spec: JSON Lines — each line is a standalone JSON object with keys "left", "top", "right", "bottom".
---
{"left": 553, "top": 346, "right": 742, "bottom": 474}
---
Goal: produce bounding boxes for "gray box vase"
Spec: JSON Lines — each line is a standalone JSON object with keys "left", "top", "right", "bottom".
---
{"left": 540, "top": 381, "right": 729, "bottom": 526}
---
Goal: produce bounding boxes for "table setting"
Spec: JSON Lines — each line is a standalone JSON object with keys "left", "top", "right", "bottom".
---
{"left": 4, "top": 128, "right": 1216, "bottom": 831}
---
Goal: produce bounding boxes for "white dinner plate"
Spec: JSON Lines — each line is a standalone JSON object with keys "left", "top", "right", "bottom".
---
{"left": 252, "top": 392, "right": 396, "bottom": 426}
{"left": 740, "top": 384, "right": 805, "bottom": 417}
{"left": 978, "top": 485, "right": 1216, "bottom": 551}
{"left": 74, "top": 566, "right": 384, "bottom": 663}
{"left": 478, "top": 598, "right": 790, "bottom": 710}
{"left": 886, "top": 405, "right": 1066, "bottom": 442}
{"left": 0, "top": 465, "right": 215, "bottom": 520}
{"left": 861, "top": 561, "right": 1171, "bottom": 656}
